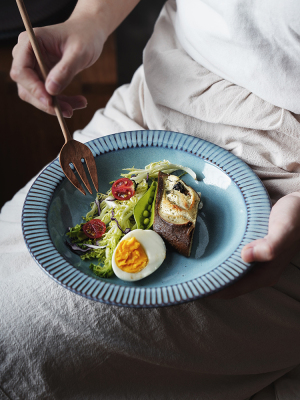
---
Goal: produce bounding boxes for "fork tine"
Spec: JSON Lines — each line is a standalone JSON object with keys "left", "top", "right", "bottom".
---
{"left": 61, "top": 162, "right": 86, "bottom": 195}
{"left": 83, "top": 149, "right": 99, "bottom": 192}
{"left": 59, "top": 141, "right": 97, "bottom": 195}
{"left": 72, "top": 159, "right": 93, "bottom": 195}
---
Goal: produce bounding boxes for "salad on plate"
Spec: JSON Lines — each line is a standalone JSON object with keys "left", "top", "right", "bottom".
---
{"left": 67, "top": 160, "right": 199, "bottom": 281}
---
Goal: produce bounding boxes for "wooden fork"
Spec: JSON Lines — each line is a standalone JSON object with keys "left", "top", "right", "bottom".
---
{"left": 16, "top": 0, "right": 99, "bottom": 195}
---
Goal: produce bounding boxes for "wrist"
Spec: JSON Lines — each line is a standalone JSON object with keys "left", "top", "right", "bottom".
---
{"left": 68, "top": 1, "right": 109, "bottom": 42}
{"left": 68, "top": 0, "right": 141, "bottom": 42}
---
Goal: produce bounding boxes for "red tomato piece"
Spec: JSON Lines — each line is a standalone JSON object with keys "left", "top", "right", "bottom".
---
{"left": 112, "top": 178, "right": 135, "bottom": 201}
{"left": 82, "top": 219, "right": 106, "bottom": 239}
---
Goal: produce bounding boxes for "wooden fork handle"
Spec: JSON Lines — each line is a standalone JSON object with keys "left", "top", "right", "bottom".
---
{"left": 15, "top": 0, "right": 72, "bottom": 143}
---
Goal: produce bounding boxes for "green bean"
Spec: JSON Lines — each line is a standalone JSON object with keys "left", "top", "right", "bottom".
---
{"left": 133, "top": 181, "right": 157, "bottom": 229}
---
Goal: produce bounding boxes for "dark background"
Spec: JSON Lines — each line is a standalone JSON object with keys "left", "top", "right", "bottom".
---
{"left": 0, "top": 0, "right": 165, "bottom": 209}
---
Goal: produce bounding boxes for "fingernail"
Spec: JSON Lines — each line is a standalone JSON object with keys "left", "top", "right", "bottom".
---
{"left": 63, "top": 110, "right": 72, "bottom": 118}
{"left": 77, "top": 99, "right": 88, "bottom": 109}
{"left": 75, "top": 101, "right": 87, "bottom": 110}
{"left": 40, "top": 96, "right": 49, "bottom": 107}
{"left": 242, "top": 247, "right": 254, "bottom": 262}
{"left": 47, "top": 78, "right": 61, "bottom": 94}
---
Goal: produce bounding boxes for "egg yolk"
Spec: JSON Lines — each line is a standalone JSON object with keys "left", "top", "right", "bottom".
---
{"left": 115, "top": 237, "right": 148, "bottom": 273}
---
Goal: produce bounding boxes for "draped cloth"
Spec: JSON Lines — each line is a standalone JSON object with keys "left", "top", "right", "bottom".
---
{"left": 1, "top": 1, "right": 300, "bottom": 399}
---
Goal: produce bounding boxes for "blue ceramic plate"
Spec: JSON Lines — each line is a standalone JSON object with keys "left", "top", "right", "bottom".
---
{"left": 22, "top": 130, "right": 271, "bottom": 307}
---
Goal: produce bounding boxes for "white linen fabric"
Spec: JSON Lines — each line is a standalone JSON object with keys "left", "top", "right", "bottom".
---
{"left": 175, "top": 0, "right": 300, "bottom": 114}
{"left": 1, "top": 1, "right": 300, "bottom": 399}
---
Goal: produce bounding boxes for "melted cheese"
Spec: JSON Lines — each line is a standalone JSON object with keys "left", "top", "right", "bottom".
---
{"left": 158, "top": 175, "right": 199, "bottom": 225}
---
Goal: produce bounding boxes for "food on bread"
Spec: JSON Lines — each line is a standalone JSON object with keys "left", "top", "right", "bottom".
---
{"left": 153, "top": 172, "right": 200, "bottom": 257}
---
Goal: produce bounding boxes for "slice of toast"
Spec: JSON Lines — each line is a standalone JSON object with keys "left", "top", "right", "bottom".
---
{"left": 153, "top": 172, "right": 200, "bottom": 257}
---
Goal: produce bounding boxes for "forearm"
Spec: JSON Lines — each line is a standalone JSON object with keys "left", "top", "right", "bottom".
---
{"left": 69, "top": 0, "right": 142, "bottom": 42}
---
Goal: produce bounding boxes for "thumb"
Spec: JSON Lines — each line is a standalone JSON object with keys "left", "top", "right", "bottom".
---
{"left": 241, "top": 222, "right": 294, "bottom": 263}
{"left": 241, "top": 194, "right": 300, "bottom": 263}
{"left": 45, "top": 44, "right": 86, "bottom": 95}
{"left": 241, "top": 238, "right": 275, "bottom": 263}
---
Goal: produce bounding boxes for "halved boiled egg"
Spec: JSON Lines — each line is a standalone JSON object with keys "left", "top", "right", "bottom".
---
{"left": 112, "top": 229, "right": 166, "bottom": 281}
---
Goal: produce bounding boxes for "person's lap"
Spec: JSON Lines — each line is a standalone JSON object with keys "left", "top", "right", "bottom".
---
{"left": 1, "top": 180, "right": 300, "bottom": 399}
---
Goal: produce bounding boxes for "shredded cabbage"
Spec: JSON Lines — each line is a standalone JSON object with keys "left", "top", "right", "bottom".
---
{"left": 121, "top": 160, "right": 197, "bottom": 183}
{"left": 67, "top": 178, "right": 149, "bottom": 278}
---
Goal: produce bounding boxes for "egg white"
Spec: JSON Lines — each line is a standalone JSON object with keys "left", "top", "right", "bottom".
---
{"left": 112, "top": 229, "right": 166, "bottom": 282}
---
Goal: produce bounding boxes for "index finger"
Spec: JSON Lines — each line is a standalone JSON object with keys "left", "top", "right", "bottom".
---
{"left": 11, "top": 33, "right": 52, "bottom": 105}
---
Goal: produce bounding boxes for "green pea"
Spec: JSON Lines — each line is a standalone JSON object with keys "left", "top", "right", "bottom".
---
{"left": 143, "top": 218, "right": 150, "bottom": 225}
{"left": 147, "top": 204, "right": 152, "bottom": 211}
{"left": 148, "top": 197, "right": 153, "bottom": 204}
{"left": 143, "top": 210, "right": 150, "bottom": 217}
